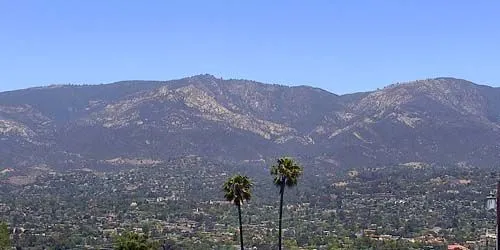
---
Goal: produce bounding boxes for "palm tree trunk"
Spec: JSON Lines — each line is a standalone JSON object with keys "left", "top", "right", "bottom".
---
{"left": 238, "top": 204, "right": 244, "bottom": 250}
{"left": 278, "top": 181, "right": 285, "bottom": 250}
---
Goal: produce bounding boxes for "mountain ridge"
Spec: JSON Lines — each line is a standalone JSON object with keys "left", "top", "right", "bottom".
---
{"left": 5, "top": 75, "right": 497, "bottom": 98}
{"left": 1, "top": 74, "right": 499, "bottom": 172}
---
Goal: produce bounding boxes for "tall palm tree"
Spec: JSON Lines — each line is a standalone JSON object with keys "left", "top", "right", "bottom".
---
{"left": 223, "top": 175, "right": 253, "bottom": 250}
{"left": 270, "top": 157, "right": 303, "bottom": 250}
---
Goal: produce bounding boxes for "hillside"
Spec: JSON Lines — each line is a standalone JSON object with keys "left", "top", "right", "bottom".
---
{"left": 1, "top": 75, "right": 499, "bottom": 172}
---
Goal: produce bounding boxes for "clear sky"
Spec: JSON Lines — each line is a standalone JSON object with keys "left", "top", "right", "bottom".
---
{"left": 1, "top": 1, "right": 499, "bottom": 94}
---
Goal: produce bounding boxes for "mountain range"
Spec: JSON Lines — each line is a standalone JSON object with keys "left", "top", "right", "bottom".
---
{"left": 1, "top": 74, "right": 499, "bottom": 173}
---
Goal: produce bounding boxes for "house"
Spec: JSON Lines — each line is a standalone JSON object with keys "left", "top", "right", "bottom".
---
{"left": 448, "top": 244, "right": 468, "bottom": 250}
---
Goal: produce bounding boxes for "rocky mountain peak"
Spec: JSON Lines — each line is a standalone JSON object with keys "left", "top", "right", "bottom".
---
{"left": 353, "top": 78, "right": 489, "bottom": 119}
{"left": 185, "top": 74, "right": 220, "bottom": 84}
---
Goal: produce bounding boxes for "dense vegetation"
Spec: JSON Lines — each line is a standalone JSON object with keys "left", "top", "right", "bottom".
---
{"left": 0, "top": 157, "right": 497, "bottom": 249}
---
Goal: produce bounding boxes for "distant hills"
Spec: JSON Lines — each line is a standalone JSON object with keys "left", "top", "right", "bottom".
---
{"left": 1, "top": 74, "right": 499, "bottom": 172}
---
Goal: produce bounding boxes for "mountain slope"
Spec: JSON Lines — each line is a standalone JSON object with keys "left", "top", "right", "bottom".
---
{"left": 1, "top": 75, "right": 499, "bottom": 172}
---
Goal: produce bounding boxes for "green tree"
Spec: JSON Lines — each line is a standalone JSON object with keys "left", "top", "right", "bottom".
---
{"left": 270, "top": 157, "right": 303, "bottom": 250}
{"left": 0, "top": 222, "right": 10, "bottom": 250}
{"left": 223, "top": 175, "right": 253, "bottom": 250}
{"left": 284, "top": 239, "right": 300, "bottom": 250}
{"left": 113, "top": 231, "right": 157, "bottom": 250}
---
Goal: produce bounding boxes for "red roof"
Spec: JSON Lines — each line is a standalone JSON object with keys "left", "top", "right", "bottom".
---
{"left": 448, "top": 244, "right": 468, "bottom": 250}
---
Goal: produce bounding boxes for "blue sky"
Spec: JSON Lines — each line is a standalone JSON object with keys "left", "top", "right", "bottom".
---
{"left": 1, "top": 1, "right": 499, "bottom": 94}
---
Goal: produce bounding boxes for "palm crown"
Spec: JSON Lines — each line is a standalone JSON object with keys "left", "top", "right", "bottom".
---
{"left": 271, "top": 157, "right": 303, "bottom": 190}
{"left": 223, "top": 175, "right": 252, "bottom": 206}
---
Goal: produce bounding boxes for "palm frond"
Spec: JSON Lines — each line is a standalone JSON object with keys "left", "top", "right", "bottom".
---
{"left": 270, "top": 157, "right": 303, "bottom": 188}
{"left": 222, "top": 174, "right": 253, "bottom": 206}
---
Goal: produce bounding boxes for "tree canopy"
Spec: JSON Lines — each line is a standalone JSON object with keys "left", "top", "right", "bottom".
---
{"left": 0, "top": 222, "right": 10, "bottom": 250}
{"left": 223, "top": 175, "right": 252, "bottom": 206}
{"left": 113, "top": 231, "right": 157, "bottom": 250}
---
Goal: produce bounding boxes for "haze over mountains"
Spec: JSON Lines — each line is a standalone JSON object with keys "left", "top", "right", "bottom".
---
{"left": 1, "top": 74, "right": 499, "bottom": 172}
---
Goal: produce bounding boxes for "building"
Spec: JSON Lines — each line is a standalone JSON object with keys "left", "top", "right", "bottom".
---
{"left": 447, "top": 244, "right": 468, "bottom": 250}
{"left": 486, "top": 191, "right": 496, "bottom": 210}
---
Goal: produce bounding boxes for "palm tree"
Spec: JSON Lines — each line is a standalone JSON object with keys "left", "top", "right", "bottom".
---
{"left": 223, "top": 175, "right": 253, "bottom": 250}
{"left": 270, "top": 157, "right": 303, "bottom": 250}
